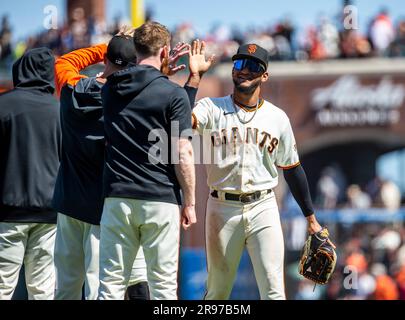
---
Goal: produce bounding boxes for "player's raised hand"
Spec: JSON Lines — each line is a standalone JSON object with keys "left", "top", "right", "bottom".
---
{"left": 166, "top": 42, "right": 190, "bottom": 76}
{"left": 181, "top": 205, "right": 197, "bottom": 230}
{"left": 189, "top": 39, "right": 215, "bottom": 78}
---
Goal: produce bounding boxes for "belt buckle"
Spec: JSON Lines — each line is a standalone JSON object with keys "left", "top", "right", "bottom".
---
{"left": 240, "top": 191, "right": 264, "bottom": 203}
{"left": 239, "top": 193, "right": 253, "bottom": 203}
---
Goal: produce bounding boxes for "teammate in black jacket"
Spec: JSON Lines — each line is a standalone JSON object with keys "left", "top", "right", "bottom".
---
{"left": 98, "top": 22, "right": 214, "bottom": 300}
{"left": 0, "top": 48, "right": 61, "bottom": 300}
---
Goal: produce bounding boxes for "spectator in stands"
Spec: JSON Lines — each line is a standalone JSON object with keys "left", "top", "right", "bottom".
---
{"left": 369, "top": 9, "right": 395, "bottom": 56}
{"left": 172, "top": 23, "right": 196, "bottom": 47}
{"left": 0, "top": 15, "right": 12, "bottom": 63}
{"left": 389, "top": 20, "right": 405, "bottom": 57}
{"left": 365, "top": 176, "right": 384, "bottom": 206}
{"left": 340, "top": 30, "right": 372, "bottom": 58}
{"left": 346, "top": 184, "right": 371, "bottom": 209}
{"left": 316, "top": 167, "right": 340, "bottom": 209}
{"left": 318, "top": 17, "right": 340, "bottom": 59}
{"left": 371, "top": 263, "right": 399, "bottom": 300}
{"left": 395, "top": 265, "right": 405, "bottom": 300}
{"left": 380, "top": 180, "right": 401, "bottom": 211}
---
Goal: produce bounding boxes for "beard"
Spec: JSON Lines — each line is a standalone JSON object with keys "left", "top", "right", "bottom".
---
{"left": 233, "top": 77, "right": 261, "bottom": 94}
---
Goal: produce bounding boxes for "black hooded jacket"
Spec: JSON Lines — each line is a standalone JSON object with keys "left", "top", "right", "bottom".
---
{"left": 52, "top": 76, "right": 105, "bottom": 225}
{"left": 102, "top": 65, "right": 192, "bottom": 205}
{"left": 0, "top": 48, "right": 61, "bottom": 223}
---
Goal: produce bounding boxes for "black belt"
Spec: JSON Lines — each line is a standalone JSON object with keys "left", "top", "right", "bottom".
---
{"left": 210, "top": 189, "right": 272, "bottom": 204}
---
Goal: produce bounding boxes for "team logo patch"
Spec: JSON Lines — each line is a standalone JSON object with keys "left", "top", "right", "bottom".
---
{"left": 247, "top": 44, "right": 257, "bottom": 54}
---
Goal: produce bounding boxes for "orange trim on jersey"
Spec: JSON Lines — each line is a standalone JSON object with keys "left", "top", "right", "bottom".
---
{"left": 191, "top": 112, "right": 198, "bottom": 130}
{"left": 234, "top": 98, "right": 265, "bottom": 112}
{"left": 54, "top": 43, "right": 107, "bottom": 96}
{"left": 277, "top": 161, "right": 301, "bottom": 170}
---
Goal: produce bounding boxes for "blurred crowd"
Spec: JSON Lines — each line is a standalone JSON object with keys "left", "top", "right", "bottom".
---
{"left": 0, "top": 8, "right": 123, "bottom": 69}
{"left": 282, "top": 160, "right": 405, "bottom": 300}
{"left": 315, "top": 166, "right": 402, "bottom": 211}
{"left": 1, "top": 7, "right": 405, "bottom": 71}
{"left": 288, "top": 224, "right": 405, "bottom": 300}
{"left": 173, "top": 9, "right": 405, "bottom": 62}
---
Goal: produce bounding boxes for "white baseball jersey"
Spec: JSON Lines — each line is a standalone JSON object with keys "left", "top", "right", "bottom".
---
{"left": 192, "top": 95, "right": 300, "bottom": 193}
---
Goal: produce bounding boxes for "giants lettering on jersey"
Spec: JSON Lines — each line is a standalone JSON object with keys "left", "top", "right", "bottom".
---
{"left": 211, "top": 127, "right": 279, "bottom": 154}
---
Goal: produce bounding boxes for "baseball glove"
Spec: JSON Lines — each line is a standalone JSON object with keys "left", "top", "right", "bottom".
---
{"left": 298, "top": 227, "right": 337, "bottom": 285}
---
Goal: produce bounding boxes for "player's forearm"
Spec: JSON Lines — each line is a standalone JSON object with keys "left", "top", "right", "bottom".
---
{"left": 185, "top": 73, "right": 201, "bottom": 89}
{"left": 283, "top": 164, "right": 315, "bottom": 217}
{"left": 57, "top": 44, "right": 107, "bottom": 73}
{"left": 183, "top": 85, "right": 198, "bottom": 109}
{"left": 174, "top": 140, "right": 196, "bottom": 206}
{"left": 55, "top": 44, "right": 107, "bottom": 95}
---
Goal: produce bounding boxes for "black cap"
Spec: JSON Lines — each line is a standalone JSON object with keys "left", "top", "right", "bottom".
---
{"left": 232, "top": 44, "right": 269, "bottom": 70}
{"left": 106, "top": 36, "right": 137, "bottom": 67}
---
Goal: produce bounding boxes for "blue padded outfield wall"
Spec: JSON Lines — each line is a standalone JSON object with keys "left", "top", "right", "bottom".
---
{"left": 179, "top": 248, "right": 260, "bottom": 300}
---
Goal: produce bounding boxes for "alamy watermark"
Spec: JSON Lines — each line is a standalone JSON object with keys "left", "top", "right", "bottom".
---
{"left": 343, "top": 265, "right": 359, "bottom": 290}
{"left": 146, "top": 121, "right": 280, "bottom": 169}
{"left": 343, "top": 5, "right": 359, "bottom": 30}
{"left": 43, "top": 5, "right": 58, "bottom": 30}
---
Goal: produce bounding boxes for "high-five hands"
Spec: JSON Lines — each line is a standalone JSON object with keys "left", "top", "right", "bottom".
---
{"left": 166, "top": 42, "right": 190, "bottom": 76}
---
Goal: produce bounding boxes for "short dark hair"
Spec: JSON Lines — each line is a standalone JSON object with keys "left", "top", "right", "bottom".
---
{"left": 133, "top": 21, "right": 171, "bottom": 57}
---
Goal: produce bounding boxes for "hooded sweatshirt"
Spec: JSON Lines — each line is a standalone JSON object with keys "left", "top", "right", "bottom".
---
{"left": 102, "top": 65, "right": 192, "bottom": 205}
{"left": 52, "top": 45, "right": 197, "bottom": 224}
{"left": 0, "top": 48, "right": 61, "bottom": 223}
{"left": 52, "top": 44, "right": 106, "bottom": 225}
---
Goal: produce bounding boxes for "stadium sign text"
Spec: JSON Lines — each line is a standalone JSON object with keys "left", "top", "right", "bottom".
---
{"left": 311, "top": 75, "right": 405, "bottom": 126}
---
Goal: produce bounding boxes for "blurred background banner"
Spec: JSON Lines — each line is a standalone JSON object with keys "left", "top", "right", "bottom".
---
{"left": 2, "top": 0, "right": 405, "bottom": 300}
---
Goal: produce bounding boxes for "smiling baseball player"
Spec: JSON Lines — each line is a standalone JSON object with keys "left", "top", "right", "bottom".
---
{"left": 191, "top": 42, "right": 332, "bottom": 300}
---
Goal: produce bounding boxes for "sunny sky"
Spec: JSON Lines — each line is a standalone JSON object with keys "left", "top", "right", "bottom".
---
{"left": 1, "top": 0, "right": 405, "bottom": 41}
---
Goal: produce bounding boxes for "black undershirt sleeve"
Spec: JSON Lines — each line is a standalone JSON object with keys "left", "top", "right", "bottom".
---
{"left": 283, "top": 164, "right": 315, "bottom": 217}
{"left": 184, "top": 85, "right": 198, "bottom": 108}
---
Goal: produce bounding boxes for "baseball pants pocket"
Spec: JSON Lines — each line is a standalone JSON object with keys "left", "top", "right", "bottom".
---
{"left": 245, "top": 195, "right": 286, "bottom": 300}
{"left": 204, "top": 197, "right": 245, "bottom": 300}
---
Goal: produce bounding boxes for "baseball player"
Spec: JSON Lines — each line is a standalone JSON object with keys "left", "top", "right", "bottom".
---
{"left": 191, "top": 43, "right": 327, "bottom": 300}
{"left": 52, "top": 28, "right": 156, "bottom": 300}
{"left": 0, "top": 48, "right": 61, "bottom": 299}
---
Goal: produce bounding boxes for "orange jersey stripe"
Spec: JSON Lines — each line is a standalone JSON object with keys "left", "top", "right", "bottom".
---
{"left": 277, "top": 161, "right": 301, "bottom": 170}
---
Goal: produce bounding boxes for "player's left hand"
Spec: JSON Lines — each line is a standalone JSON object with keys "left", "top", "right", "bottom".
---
{"left": 166, "top": 42, "right": 190, "bottom": 76}
{"left": 306, "top": 214, "right": 336, "bottom": 248}
{"left": 307, "top": 214, "right": 322, "bottom": 235}
{"left": 181, "top": 205, "right": 197, "bottom": 230}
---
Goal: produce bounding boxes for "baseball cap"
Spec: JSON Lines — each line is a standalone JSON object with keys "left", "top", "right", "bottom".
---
{"left": 106, "top": 36, "right": 137, "bottom": 67}
{"left": 232, "top": 44, "right": 269, "bottom": 71}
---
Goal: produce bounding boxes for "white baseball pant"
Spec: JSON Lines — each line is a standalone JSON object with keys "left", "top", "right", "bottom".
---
{"left": 98, "top": 197, "right": 180, "bottom": 300}
{"left": 0, "top": 222, "right": 56, "bottom": 300}
{"left": 54, "top": 213, "right": 147, "bottom": 300}
{"left": 204, "top": 191, "right": 286, "bottom": 300}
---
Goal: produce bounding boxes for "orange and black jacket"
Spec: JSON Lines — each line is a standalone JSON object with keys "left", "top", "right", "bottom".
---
{"left": 52, "top": 44, "right": 108, "bottom": 225}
